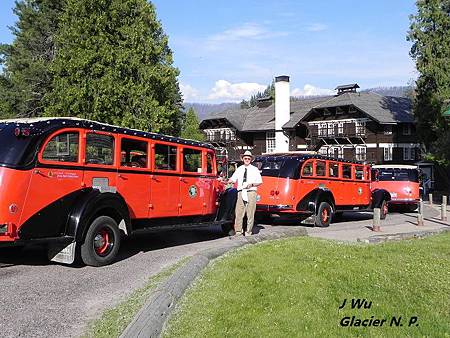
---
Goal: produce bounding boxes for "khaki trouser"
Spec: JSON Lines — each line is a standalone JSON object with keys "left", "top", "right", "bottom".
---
{"left": 235, "top": 191, "right": 257, "bottom": 235}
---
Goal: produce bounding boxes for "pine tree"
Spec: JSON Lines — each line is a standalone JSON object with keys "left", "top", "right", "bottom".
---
{"left": 0, "top": 0, "right": 64, "bottom": 118}
{"left": 44, "top": 0, "right": 183, "bottom": 135}
{"left": 180, "top": 107, "right": 205, "bottom": 141}
{"left": 407, "top": 0, "right": 450, "bottom": 162}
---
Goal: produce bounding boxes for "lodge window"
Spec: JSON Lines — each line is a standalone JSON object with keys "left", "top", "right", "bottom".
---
{"left": 403, "top": 124, "right": 411, "bottom": 135}
{"left": 120, "top": 138, "right": 148, "bottom": 168}
{"left": 206, "top": 152, "right": 214, "bottom": 174}
{"left": 356, "top": 146, "right": 366, "bottom": 161}
{"left": 355, "top": 166, "right": 364, "bottom": 180}
{"left": 183, "top": 148, "right": 202, "bottom": 172}
{"left": 318, "top": 123, "right": 327, "bottom": 137}
{"left": 342, "top": 164, "right": 352, "bottom": 179}
{"left": 86, "top": 133, "right": 114, "bottom": 165}
{"left": 355, "top": 121, "right": 365, "bottom": 136}
{"left": 154, "top": 144, "right": 177, "bottom": 170}
{"left": 337, "top": 122, "right": 344, "bottom": 135}
{"left": 316, "top": 161, "right": 326, "bottom": 177}
{"left": 403, "top": 147, "right": 414, "bottom": 161}
{"left": 302, "top": 162, "right": 313, "bottom": 176}
{"left": 329, "top": 162, "right": 339, "bottom": 178}
{"left": 266, "top": 131, "right": 275, "bottom": 153}
{"left": 327, "top": 123, "right": 335, "bottom": 136}
{"left": 384, "top": 146, "right": 393, "bottom": 161}
{"left": 42, "top": 132, "right": 79, "bottom": 163}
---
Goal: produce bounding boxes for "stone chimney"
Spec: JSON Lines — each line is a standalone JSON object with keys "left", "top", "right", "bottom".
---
{"left": 274, "top": 75, "right": 290, "bottom": 152}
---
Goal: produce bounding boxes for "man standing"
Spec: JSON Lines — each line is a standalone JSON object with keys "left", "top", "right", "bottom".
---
{"left": 228, "top": 151, "right": 263, "bottom": 236}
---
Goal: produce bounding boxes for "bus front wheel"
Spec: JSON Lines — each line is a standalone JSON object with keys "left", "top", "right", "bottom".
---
{"left": 80, "top": 216, "right": 121, "bottom": 267}
{"left": 315, "top": 202, "right": 333, "bottom": 227}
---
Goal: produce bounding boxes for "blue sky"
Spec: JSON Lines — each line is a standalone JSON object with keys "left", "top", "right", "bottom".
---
{"left": 0, "top": 0, "right": 417, "bottom": 103}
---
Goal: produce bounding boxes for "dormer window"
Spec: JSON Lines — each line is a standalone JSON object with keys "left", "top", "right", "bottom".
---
{"left": 403, "top": 124, "right": 411, "bottom": 135}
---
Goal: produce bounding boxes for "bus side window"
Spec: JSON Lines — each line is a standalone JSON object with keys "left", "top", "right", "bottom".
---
{"left": 302, "top": 162, "right": 313, "bottom": 176}
{"left": 183, "top": 148, "right": 202, "bottom": 173}
{"left": 121, "top": 138, "right": 148, "bottom": 168}
{"left": 206, "top": 152, "right": 214, "bottom": 174}
{"left": 154, "top": 144, "right": 177, "bottom": 170}
{"left": 342, "top": 164, "right": 352, "bottom": 179}
{"left": 355, "top": 166, "right": 364, "bottom": 180}
{"left": 316, "top": 161, "right": 326, "bottom": 177}
{"left": 86, "top": 133, "right": 114, "bottom": 165}
{"left": 329, "top": 162, "right": 339, "bottom": 178}
{"left": 42, "top": 132, "right": 79, "bottom": 163}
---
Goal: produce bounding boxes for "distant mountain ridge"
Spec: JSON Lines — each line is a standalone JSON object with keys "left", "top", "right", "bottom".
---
{"left": 185, "top": 86, "right": 412, "bottom": 120}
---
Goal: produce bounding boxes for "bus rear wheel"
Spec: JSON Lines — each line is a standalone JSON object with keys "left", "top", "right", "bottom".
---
{"left": 315, "top": 202, "right": 333, "bottom": 227}
{"left": 80, "top": 216, "right": 121, "bottom": 267}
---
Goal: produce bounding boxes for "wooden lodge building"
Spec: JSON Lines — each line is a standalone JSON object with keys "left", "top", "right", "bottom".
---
{"left": 200, "top": 76, "right": 420, "bottom": 165}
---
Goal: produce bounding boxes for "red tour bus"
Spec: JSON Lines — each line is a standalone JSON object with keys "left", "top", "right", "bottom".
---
{"left": 371, "top": 165, "right": 420, "bottom": 211}
{"left": 254, "top": 154, "right": 391, "bottom": 227}
{"left": 0, "top": 118, "right": 233, "bottom": 266}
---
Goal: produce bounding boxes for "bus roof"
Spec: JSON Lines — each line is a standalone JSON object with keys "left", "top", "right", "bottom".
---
{"left": 0, "top": 117, "right": 214, "bottom": 150}
{"left": 372, "top": 164, "right": 418, "bottom": 169}
{"left": 255, "top": 153, "right": 365, "bottom": 165}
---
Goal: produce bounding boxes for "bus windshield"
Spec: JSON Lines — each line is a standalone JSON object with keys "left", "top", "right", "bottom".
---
{"left": 373, "top": 168, "right": 419, "bottom": 183}
{"left": 253, "top": 157, "right": 302, "bottom": 179}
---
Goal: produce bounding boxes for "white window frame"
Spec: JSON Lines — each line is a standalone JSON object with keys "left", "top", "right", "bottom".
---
{"left": 266, "top": 131, "right": 276, "bottom": 153}
{"left": 327, "top": 122, "right": 335, "bottom": 136}
{"left": 403, "top": 147, "right": 413, "bottom": 160}
{"left": 338, "top": 122, "right": 344, "bottom": 135}
{"left": 337, "top": 147, "right": 344, "bottom": 159}
{"left": 356, "top": 146, "right": 366, "bottom": 161}
{"left": 355, "top": 121, "right": 366, "bottom": 136}
{"left": 384, "top": 146, "right": 393, "bottom": 161}
{"left": 318, "top": 123, "right": 327, "bottom": 137}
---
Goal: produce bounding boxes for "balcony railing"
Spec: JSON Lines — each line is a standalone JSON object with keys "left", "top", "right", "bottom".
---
{"left": 309, "top": 124, "right": 366, "bottom": 138}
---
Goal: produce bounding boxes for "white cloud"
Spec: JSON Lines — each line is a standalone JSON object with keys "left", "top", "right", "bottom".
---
{"left": 180, "top": 83, "right": 199, "bottom": 101}
{"left": 291, "top": 84, "right": 335, "bottom": 96}
{"left": 207, "top": 80, "right": 266, "bottom": 101}
{"left": 306, "top": 23, "right": 328, "bottom": 32}
{"left": 209, "top": 23, "right": 288, "bottom": 42}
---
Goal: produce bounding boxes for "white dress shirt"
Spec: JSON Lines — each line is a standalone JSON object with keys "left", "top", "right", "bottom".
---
{"left": 229, "top": 164, "right": 263, "bottom": 191}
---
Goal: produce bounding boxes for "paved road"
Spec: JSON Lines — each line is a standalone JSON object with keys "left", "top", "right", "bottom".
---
{"left": 0, "top": 207, "right": 446, "bottom": 338}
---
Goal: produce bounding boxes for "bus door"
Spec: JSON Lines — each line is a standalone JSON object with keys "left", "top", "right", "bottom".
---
{"left": 327, "top": 162, "right": 341, "bottom": 204}
{"left": 354, "top": 165, "right": 370, "bottom": 205}
{"left": 201, "top": 151, "right": 217, "bottom": 215}
{"left": 179, "top": 147, "right": 204, "bottom": 216}
{"left": 340, "top": 163, "right": 354, "bottom": 205}
{"left": 149, "top": 143, "right": 179, "bottom": 218}
{"left": 83, "top": 131, "right": 117, "bottom": 196}
{"left": 117, "top": 136, "right": 150, "bottom": 219}
{"left": 22, "top": 129, "right": 83, "bottom": 237}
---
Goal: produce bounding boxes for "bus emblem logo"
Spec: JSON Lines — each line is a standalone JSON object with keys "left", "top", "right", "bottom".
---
{"left": 358, "top": 187, "right": 363, "bottom": 195}
{"left": 189, "top": 185, "right": 198, "bottom": 198}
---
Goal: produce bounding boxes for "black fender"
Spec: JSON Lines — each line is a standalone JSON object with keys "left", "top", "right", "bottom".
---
{"left": 66, "top": 189, "right": 131, "bottom": 243}
{"left": 215, "top": 188, "right": 238, "bottom": 221}
{"left": 371, "top": 189, "right": 391, "bottom": 209}
{"left": 296, "top": 188, "right": 336, "bottom": 214}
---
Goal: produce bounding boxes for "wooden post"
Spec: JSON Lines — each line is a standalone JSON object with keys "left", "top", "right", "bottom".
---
{"left": 417, "top": 200, "right": 424, "bottom": 226}
{"left": 441, "top": 196, "right": 447, "bottom": 221}
{"left": 429, "top": 193, "right": 433, "bottom": 205}
{"left": 372, "top": 208, "right": 381, "bottom": 232}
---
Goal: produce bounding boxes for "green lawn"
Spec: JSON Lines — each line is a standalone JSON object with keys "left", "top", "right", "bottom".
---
{"left": 83, "top": 258, "right": 188, "bottom": 338}
{"left": 163, "top": 233, "right": 450, "bottom": 338}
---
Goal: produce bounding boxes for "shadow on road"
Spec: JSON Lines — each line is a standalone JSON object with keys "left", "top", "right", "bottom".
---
{"left": 0, "top": 225, "right": 234, "bottom": 267}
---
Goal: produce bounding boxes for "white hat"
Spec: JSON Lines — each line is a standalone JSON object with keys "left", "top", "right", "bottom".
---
{"left": 240, "top": 150, "right": 254, "bottom": 160}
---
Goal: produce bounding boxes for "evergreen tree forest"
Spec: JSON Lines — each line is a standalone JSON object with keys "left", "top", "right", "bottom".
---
{"left": 240, "top": 81, "right": 275, "bottom": 109}
{"left": 408, "top": 0, "right": 450, "bottom": 163}
{"left": 0, "top": 0, "right": 184, "bottom": 135}
{"left": 180, "top": 107, "right": 205, "bottom": 141}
